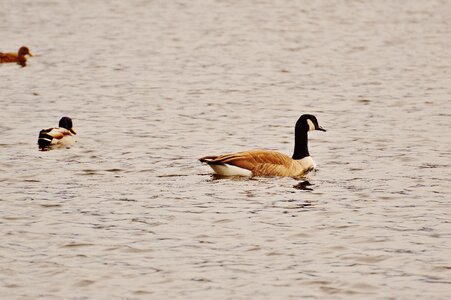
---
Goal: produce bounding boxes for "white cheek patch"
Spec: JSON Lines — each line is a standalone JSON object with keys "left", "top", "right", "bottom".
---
{"left": 307, "top": 119, "right": 315, "bottom": 131}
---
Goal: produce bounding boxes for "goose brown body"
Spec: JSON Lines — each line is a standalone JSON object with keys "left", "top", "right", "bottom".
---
{"left": 200, "top": 150, "right": 313, "bottom": 177}
{"left": 0, "top": 46, "right": 32, "bottom": 66}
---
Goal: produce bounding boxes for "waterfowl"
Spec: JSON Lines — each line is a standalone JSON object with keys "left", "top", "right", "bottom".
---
{"left": 0, "top": 46, "right": 33, "bottom": 67}
{"left": 38, "top": 117, "right": 77, "bottom": 150}
{"left": 199, "top": 114, "right": 326, "bottom": 177}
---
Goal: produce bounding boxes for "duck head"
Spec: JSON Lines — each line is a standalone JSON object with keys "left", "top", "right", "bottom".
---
{"left": 59, "top": 117, "right": 77, "bottom": 134}
{"left": 18, "top": 46, "right": 32, "bottom": 57}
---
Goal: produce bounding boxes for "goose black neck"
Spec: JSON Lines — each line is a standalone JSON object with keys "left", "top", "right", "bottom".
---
{"left": 292, "top": 124, "right": 309, "bottom": 160}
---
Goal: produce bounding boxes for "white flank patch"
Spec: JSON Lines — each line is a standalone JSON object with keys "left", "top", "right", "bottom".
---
{"left": 48, "top": 132, "right": 75, "bottom": 148}
{"left": 209, "top": 164, "right": 253, "bottom": 177}
{"left": 56, "top": 135, "right": 76, "bottom": 147}
{"left": 307, "top": 119, "right": 315, "bottom": 131}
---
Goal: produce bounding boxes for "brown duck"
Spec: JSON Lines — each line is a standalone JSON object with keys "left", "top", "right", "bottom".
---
{"left": 0, "top": 46, "right": 33, "bottom": 67}
{"left": 199, "top": 114, "right": 326, "bottom": 177}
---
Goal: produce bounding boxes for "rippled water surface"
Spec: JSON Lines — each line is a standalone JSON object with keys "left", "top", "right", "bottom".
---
{"left": 1, "top": 0, "right": 451, "bottom": 299}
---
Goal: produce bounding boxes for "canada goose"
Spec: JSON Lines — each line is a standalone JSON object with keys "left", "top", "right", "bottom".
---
{"left": 0, "top": 46, "right": 33, "bottom": 67}
{"left": 38, "top": 117, "right": 77, "bottom": 150}
{"left": 199, "top": 114, "right": 326, "bottom": 177}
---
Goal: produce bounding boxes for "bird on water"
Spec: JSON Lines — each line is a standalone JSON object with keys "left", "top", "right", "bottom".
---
{"left": 0, "top": 46, "right": 33, "bottom": 67}
{"left": 38, "top": 117, "right": 77, "bottom": 150}
{"left": 199, "top": 114, "right": 326, "bottom": 177}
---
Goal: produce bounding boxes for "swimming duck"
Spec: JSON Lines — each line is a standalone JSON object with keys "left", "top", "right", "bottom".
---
{"left": 199, "top": 114, "right": 326, "bottom": 177}
{"left": 0, "top": 46, "right": 33, "bottom": 67}
{"left": 38, "top": 117, "right": 77, "bottom": 150}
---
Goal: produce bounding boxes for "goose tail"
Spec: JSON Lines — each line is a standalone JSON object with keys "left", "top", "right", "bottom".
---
{"left": 199, "top": 156, "right": 221, "bottom": 164}
{"left": 199, "top": 155, "right": 253, "bottom": 176}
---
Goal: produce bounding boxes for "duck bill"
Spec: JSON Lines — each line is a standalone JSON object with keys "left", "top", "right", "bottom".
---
{"left": 317, "top": 126, "right": 326, "bottom": 132}
{"left": 70, "top": 128, "right": 77, "bottom": 134}
{"left": 28, "top": 52, "right": 33, "bottom": 57}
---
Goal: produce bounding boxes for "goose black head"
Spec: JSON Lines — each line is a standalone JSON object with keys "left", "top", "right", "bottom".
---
{"left": 292, "top": 114, "right": 325, "bottom": 160}
{"left": 59, "top": 116, "right": 77, "bottom": 134}
{"left": 296, "top": 114, "right": 326, "bottom": 132}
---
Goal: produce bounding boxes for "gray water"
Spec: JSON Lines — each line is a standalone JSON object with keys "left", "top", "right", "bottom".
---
{"left": 1, "top": 0, "right": 450, "bottom": 299}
